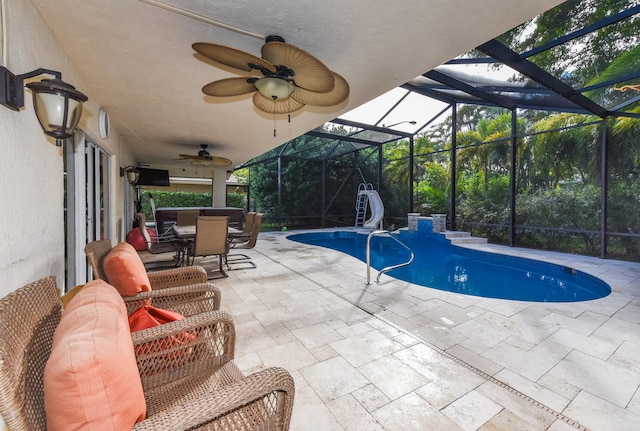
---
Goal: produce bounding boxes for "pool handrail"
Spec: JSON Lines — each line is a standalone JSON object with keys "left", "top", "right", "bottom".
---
{"left": 366, "top": 230, "right": 415, "bottom": 285}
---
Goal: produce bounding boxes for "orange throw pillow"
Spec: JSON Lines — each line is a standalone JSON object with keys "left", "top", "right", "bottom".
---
{"left": 44, "top": 280, "right": 146, "bottom": 430}
{"left": 103, "top": 241, "right": 152, "bottom": 296}
{"left": 129, "top": 305, "right": 196, "bottom": 377}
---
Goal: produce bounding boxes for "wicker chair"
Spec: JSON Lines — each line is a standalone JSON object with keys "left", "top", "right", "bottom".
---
{"left": 0, "top": 276, "right": 295, "bottom": 430}
{"left": 84, "top": 239, "right": 221, "bottom": 315}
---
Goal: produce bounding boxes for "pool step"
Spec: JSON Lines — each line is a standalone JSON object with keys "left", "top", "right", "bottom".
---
{"left": 442, "top": 230, "right": 488, "bottom": 244}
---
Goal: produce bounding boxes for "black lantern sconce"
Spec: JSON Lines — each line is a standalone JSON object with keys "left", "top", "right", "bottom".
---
{"left": 0, "top": 66, "right": 88, "bottom": 146}
{"left": 120, "top": 166, "right": 142, "bottom": 213}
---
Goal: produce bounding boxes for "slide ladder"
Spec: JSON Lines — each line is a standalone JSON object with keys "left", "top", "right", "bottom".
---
{"left": 355, "top": 183, "right": 384, "bottom": 229}
{"left": 354, "top": 183, "right": 372, "bottom": 227}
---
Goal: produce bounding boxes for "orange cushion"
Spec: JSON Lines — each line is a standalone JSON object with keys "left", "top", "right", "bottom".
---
{"left": 44, "top": 280, "right": 146, "bottom": 430}
{"left": 103, "top": 241, "right": 151, "bottom": 296}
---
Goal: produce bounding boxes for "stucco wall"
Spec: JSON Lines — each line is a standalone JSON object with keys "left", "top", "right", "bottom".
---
{"left": 0, "top": 0, "right": 127, "bottom": 297}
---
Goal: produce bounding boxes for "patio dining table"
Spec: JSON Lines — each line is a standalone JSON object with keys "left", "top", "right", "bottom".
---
{"left": 172, "top": 225, "right": 242, "bottom": 240}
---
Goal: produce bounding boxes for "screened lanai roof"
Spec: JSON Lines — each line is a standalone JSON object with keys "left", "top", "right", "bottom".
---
{"left": 241, "top": 1, "right": 640, "bottom": 165}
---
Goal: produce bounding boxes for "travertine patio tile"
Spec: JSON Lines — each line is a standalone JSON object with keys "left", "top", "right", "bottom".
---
{"left": 253, "top": 306, "right": 294, "bottom": 327}
{"left": 494, "top": 368, "right": 571, "bottom": 412}
{"left": 411, "top": 321, "right": 468, "bottom": 350}
{"left": 234, "top": 320, "right": 278, "bottom": 357}
{"left": 628, "top": 384, "right": 640, "bottom": 416}
{"left": 613, "top": 298, "right": 640, "bottom": 324}
{"left": 395, "top": 344, "right": 485, "bottom": 402}
{"left": 584, "top": 292, "right": 635, "bottom": 317}
{"left": 258, "top": 340, "right": 317, "bottom": 371}
{"left": 474, "top": 298, "right": 531, "bottom": 317}
{"left": 358, "top": 355, "right": 430, "bottom": 400}
{"left": 503, "top": 335, "right": 537, "bottom": 351}
{"left": 562, "top": 390, "right": 640, "bottom": 431}
{"left": 214, "top": 231, "right": 640, "bottom": 429}
{"left": 264, "top": 322, "right": 297, "bottom": 344}
{"left": 537, "top": 372, "right": 581, "bottom": 402}
{"left": 453, "top": 319, "right": 511, "bottom": 349}
{"left": 309, "top": 344, "right": 339, "bottom": 362}
{"left": 330, "top": 330, "right": 404, "bottom": 367}
{"left": 476, "top": 381, "right": 557, "bottom": 429}
{"left": 420, "top": 302, "right": 475, "bottom": 327}
{"left": 373, "top": 392, "right": 463, "bottom": 431}
{"left": 335, "top": 321, "right": 375, "bottom": 338}
{"left": 299, "top": 356, "right": 370, "bottom": 403}
{"left": 593, "top": 316, "right": 640, "bottom": 345}
{"left": 482, "top": 339, "right": 571, "bottom": 381}
{"left": 351, "top": 384, "right": 391, "bottom": 413}
{"left": 379, "top": 312, "right": 424, "bottom": 331}
{"left": 289, "top": 386, "right": 345, "bottom": 431}
{"left": 546, "top": 350, "right": 640, "bottom": 408}
{"left": 540, "top": 311, "right": 604, "bottom": 336}
{"left": 327, "top": 394, "right": 385, "bottom": 431}
{"left": 292, "top": 305, "right": 346, "bottom": 329}
{"left": 442, "top": 390, "right": 502, "bottom": 431}
{"left": 446, "top": 344, "right": 503, "bottom": 377}
{"left": 480, "top": 409, "right": 546, "bottom": 431}
{"left": 479, "top": 310, "right": 558, "bottom": 344}
{"left": 282, "top": 290, "right": 334, "bottom": 309}
{"left": 547, "top": 328, "right": 618, "bottom": 360}
{"left": 291, "top": 322, "right": 344, "bottom": 350}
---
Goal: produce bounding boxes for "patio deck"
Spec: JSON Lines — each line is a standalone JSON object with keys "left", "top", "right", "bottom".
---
{"left": 199, "top": 229, "right": 640, "bottom": 431}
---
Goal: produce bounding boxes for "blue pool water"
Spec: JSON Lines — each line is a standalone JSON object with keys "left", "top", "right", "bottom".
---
{"left": 287, "top": 231, "right": 611, "bottom": 303}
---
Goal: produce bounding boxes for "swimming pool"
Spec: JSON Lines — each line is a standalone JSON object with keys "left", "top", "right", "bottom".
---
{"left": 286, "top": 230, "right": 611, "bottom": 302}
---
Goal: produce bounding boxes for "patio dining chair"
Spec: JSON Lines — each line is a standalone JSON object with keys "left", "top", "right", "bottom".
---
{"left": 136, "top": 212, "right": 185, "bottom": 268}
{"left": 227, "top": 213, "right": 262, "bottom": 270}
{"left": 188, "top": 216, "right": 230, "bottom": 279}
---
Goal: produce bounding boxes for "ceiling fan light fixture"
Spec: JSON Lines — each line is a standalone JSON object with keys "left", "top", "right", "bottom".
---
{"left": 254, "top": 77, "right": 294, "bottom": 100}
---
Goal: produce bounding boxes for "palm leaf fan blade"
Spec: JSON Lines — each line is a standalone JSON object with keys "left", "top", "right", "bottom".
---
{"left": 202, "top": 77, "right": 257, "bottom": 97}
{"left": 209, "top": 156, "right": 233, "bottom": 166}
{"left": 291, "top": 71, "right": 349, "bottom": 106}
{"left": 261, "top": 41, "right": 334, "bottom": 92}
{"left": 192, "top": 42, "right": 276, "bottom": 73}
{"left": 252, "top": 92, "right": 304, "bottom": 114}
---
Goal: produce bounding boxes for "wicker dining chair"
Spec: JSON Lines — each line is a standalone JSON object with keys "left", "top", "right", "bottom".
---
{"left": 0, "top": 276, "right": 295, "bottom": 431}
{"left": 84, "top": 239, "right": 221, "bottom": 316}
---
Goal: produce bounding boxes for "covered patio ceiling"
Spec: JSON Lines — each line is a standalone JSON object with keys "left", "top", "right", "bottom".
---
{"left": 32, "top": 0, "right": 564, "bottom": 169}
{"left": 244, "top": 3, "right": 640, "bottom": 164}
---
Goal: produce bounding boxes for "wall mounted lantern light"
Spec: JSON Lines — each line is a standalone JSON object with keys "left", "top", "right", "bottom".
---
{"left": 120, "top": 166, "right": 140, "bottom": 186}
{"left": 0, "top": 66, "right": 88, "bottom": 146}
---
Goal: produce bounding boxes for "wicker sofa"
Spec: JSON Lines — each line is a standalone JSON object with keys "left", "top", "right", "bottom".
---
{"left": 0, "top": 276, "right": 295, "bottom": 430}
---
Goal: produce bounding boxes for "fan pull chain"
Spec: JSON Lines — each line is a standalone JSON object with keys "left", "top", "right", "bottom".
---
{"left": 273, "top": 97, "right": 277, "bottom": 136}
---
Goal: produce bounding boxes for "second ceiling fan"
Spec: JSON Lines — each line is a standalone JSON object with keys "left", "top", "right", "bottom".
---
{"left": 178, "top": 144, "right": 232, "bottom": 166}
{"left": 193, "top": 35, "right": 349, "bottom": 114}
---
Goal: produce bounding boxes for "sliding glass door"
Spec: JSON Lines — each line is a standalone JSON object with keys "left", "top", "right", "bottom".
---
{"left": 64, "top": 132, "right": 111, "bottom": 290}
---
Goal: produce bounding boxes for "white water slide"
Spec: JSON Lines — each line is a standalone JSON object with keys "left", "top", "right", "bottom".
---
{"left": 359, "top": 189, "right": 384, "bottom": 229}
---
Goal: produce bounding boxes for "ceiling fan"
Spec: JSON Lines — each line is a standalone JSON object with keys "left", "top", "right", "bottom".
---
{"left": 192, "top": 35, "right": 349, "bottom": 114}
{"left": 178, "top": 144, "right": 232, "bottom": 167}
